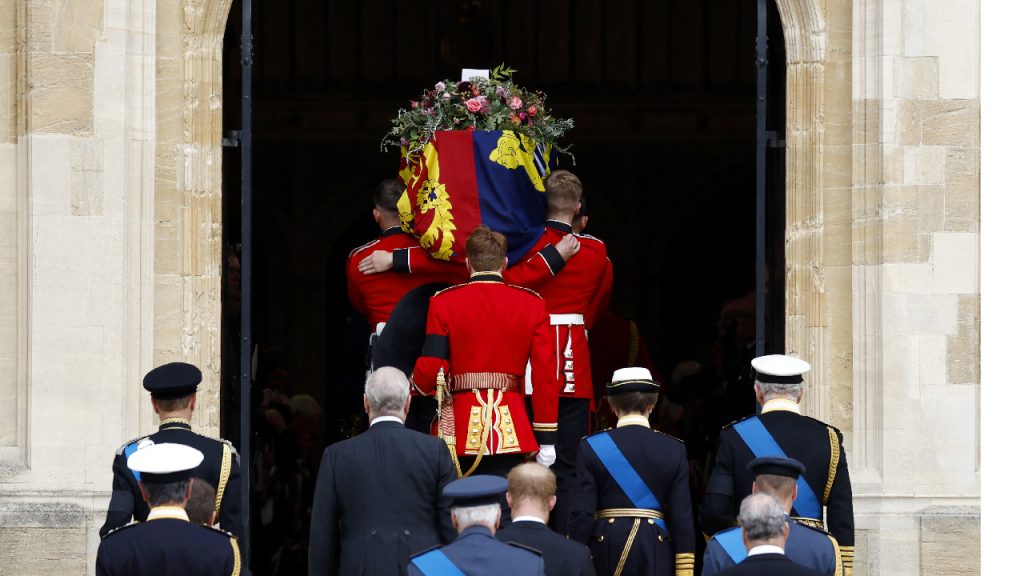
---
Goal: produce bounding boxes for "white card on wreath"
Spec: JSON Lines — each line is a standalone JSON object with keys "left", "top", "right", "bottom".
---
{"left": 461, "top": 68, "right": 490, "bottom": 81}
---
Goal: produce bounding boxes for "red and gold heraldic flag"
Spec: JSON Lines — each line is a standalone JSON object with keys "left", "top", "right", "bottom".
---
{"left": 396, "top": 129, "right": 556, "bottom": 264}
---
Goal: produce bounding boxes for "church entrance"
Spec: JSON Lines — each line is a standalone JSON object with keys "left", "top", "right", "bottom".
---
{"left": 220, "top": 1, "right": 786, "bottom": 572}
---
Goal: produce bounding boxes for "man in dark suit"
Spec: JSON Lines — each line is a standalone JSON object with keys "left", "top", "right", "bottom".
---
{"left": 96, "top": 443, "right": 244, "bottom": 576}
{"left": 700, "top": 354, "right": 854, "bottom": 574}
{"left": 496, "top": 463, "right": 595, "bottom": 576}
{"left": 99, "top": 362, "right": 243, "bottom": 548}
{"left": 717, "top": 493, "right": 824, "bottom": 576}
{"left": 568, "top": 368, "right": 696, "bottom": 576}
{"left": 703, "top": 457, "right": 842, "bottom": 576}
{"left": 308, "top": 366, "right": 458, "bottom": 575}
{"left": 408, "top": 475, "right": 544, "bottom": 576}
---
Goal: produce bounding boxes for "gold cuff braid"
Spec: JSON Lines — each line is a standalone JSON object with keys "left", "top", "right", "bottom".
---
{"left": 675, "top": 552, "right": 695, "bottom": 576}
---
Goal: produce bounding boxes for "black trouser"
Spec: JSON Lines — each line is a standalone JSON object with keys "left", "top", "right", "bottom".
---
{"left": 549, "top": 396, "right": 591, "bottom": 535}
{"left": 457, "top": 453, "right": 525, "bottom": 528}
{"left": 406, "top": 395, "right": 436, "bottom": 434}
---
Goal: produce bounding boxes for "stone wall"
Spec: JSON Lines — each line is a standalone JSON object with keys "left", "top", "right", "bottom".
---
{"left": 849, "top": 0, "right": 980, "bottom": 572}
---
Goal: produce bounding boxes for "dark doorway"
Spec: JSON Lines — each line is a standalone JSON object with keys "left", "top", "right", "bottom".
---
{"left": 221, "top": 1, "right": 786, "bottom": 573}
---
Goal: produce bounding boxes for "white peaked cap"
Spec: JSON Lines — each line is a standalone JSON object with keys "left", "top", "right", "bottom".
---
{"left": 127, "top": 442, "right": 204, "bottom": 476}
{"left": 750, "top": 354, "right": 811, "bottom": 377}
{"left": 611, "top": 367, "right": 654, "bottom": 383}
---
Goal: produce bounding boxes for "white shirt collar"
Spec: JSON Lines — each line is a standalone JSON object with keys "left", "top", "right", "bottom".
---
{"left": 512, "top": 516, "right": 547, "bottom": 525}
{"left": 747, "top": 544, "right": 785, "bottom": 557}
{"left": 616, "top": 414, "right": 651, "bottom": 429}
{"left": 745, "top": 541, "right": 782, "bottom": 557}
{"left": 761, "top": 398, "right": 801, "bottom": 415}
{"left": 370, "top": 416, "right": 404, "bottom": 426}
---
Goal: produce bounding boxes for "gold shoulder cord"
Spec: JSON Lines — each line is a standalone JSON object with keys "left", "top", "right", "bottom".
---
{"left": 229, "top": 537, "right": 241, "bottom": 576}
{"left": 827, "top": 534, "right": 842, "bottom": 576}
{"left": 461, "top": 389, "right": 495, "bottom": 478}
{"left": 215, "top": 443, "right": 231, "bottom": 518}
{"left": 824, "top": 427, "right": 840, "bottom": 504}
{"left": 613, "top": 518, "right": 642, "bottom": 576}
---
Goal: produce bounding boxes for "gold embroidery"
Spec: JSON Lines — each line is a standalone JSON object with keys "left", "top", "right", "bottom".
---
{"left": 825, "top": 427, "right": 840, "bottom": 504}
{"left": 466, "top": 406, "right": 484, "bottom": 452}
{"left": 462, "top": 390, "right": 494, "bottom": 477}
{"left": 497, "top": 404, "right": 520, "bottom": 453}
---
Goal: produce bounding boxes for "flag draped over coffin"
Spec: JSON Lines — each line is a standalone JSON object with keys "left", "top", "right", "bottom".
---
{"left": 396, "top": 129, "right": 556, "bottom": 264}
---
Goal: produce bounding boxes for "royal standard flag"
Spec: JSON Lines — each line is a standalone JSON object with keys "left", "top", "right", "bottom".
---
{"left": 396, "top": 129, "right": 556, "bottom": 264}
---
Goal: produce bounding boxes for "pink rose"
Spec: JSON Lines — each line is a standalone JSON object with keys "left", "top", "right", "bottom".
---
{"left": 435, "top": 81, "right": 446, "bottom": 91}
{"left": 509, "top": 96, "right": 523, "bottom": 110}
{"left": 466, "top": 98, "right": 483, "bottom": 113}
{"left": 518, "top": 111, "right": 528, "bottom": 121}
{"left": 527, "top": 106, "right": 538, "bottom": 117}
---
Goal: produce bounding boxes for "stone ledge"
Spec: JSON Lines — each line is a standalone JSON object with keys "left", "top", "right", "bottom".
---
{"left": 0, "top": 500, "right": 87, "bottom": 528}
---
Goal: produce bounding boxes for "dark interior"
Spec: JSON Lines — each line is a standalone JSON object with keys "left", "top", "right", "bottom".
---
{"left": 220, "top": 1, "right": 786, "bottom": 572}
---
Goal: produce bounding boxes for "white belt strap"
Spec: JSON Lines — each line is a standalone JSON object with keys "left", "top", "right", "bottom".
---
{"left": 549, "top": 313, "right": 584, "bottom": 326}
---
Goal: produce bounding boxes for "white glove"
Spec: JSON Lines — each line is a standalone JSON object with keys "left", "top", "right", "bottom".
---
{"left": 536, "top": 445, "right": 556, "bottom": 468}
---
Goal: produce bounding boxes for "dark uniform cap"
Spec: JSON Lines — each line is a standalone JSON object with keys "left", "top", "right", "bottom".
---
{"left": 746, "top": 456, "right": 807, "bottom": 479}
{"left": 606, "top": 367, "right": 661, "bottom": 395}
{"left": 443, "top": 475, "right": 509, "bottom": 508}
{"left": 143, "top": 362, "right": 202, "bottom": 400}
{"left": 128, "top": 442, "right": 204, "bottom": 484}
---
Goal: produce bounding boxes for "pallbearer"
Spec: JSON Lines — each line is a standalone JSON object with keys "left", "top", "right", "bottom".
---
{"left": 96, "top": 443, "right": 243, "bottom": 576}
{"left": 503, "top": 170, "right": 613, "bottom": 533}
{"left": 569, "top": 368, "right": 695, "bottom": 576}
{"left": 700, "top": 354, "right": 854, "bottom": 575}
{"left": 412, "top": 226, "right": 561, "bottom": 482}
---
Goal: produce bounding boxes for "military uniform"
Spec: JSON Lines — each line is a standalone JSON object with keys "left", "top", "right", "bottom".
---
{"left": 347, "top": 226, "right": 466, "bottom": 327}
{"left": 504, "top": 221, "right": 613, "bottom": 531}
{"left": 703, "top": 519, "right": 843, "bottom": 576}
{"left": 568, "top": 369, "right": 696, "bottom": 576}
{"left": 97, "top": 510, "right": 243, "bottom": 576}
{"left": 412, "top": 273, "right": 560, "bottom": 478}
{"left": 408, "top": 475, "right": 545, "bottom": 576}
{"left": 497, "top": 518, "right": 596, "bottom": 576}
{"left": 99, "top": 363, "right": 243, "bottom": 550}
{"left": 97, "top": 442, "right": 245, "bottom": 576}
{"left": 700, "top": 356, "right": 854, "bottom": 575}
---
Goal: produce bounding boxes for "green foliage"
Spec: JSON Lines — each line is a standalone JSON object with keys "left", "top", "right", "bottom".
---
{"left": 381, "top": 70, "right": 574, "bottom": 159}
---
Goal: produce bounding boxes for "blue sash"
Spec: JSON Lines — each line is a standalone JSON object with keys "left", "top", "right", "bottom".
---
{"left": 714, "top": 528, "right": 747, "bottom": 565}
{"left": 411, "top": 549, "right": 465, "bottom": 575}
{"left": 123, "top": 442, "right": 142, "bottom": 482}
{"left": 585, "top": 432, "right": 667, "bottom": 530}
{"left": 732, "top": 417, "right": 822, "bottom": 520}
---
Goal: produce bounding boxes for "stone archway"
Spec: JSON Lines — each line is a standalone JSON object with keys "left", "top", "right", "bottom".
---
{"left": 158, "top": 0, "right": 855, "bottom": 440}
{"left": 154, "top": 0, "right": 234, "bottom": 437}
{"left": 773, "top": 0, "right": 854, "bottom": 436}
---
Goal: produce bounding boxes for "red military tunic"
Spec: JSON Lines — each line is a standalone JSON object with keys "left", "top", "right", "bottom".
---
{"left": 346, "top": 227, "right": 466, "bottom": 326}
{"left": 505, "top": 221, "right": 613, "bottom": 403}
{"left": 412, "top": 274, "right": 560, "bottom": 456}
{"left": 402, "top": 222, "right": 612, "bottom": 402}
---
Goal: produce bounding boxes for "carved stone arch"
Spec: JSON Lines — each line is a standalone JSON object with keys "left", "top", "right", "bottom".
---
{"left": 771, "top": 0, "right": 854, "bottom": 434}
{"left": 153, "top": 0, "right": 235, "bottom": 436}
